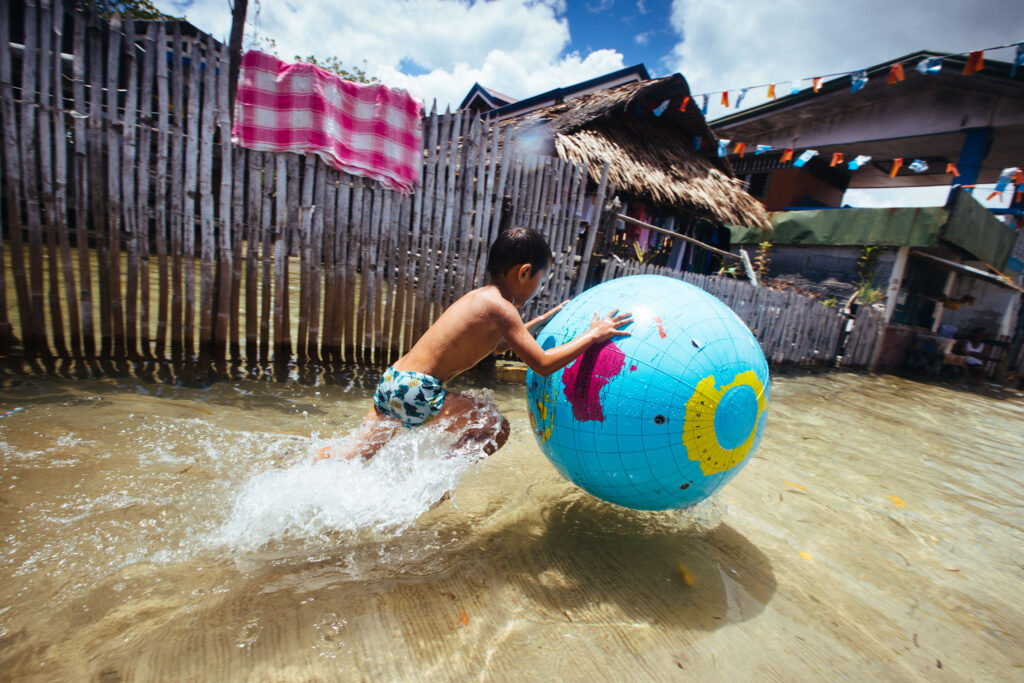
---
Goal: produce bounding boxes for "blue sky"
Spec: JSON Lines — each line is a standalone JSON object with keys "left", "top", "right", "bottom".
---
{"left": 157, "top": 0, "right": 1022, "bottom": 207}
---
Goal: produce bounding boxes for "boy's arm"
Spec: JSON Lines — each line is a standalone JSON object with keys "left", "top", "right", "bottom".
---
{"left": 496, "top": 301, "right": 631, "bottom": 376}
{"left": 493, "top": 300, "right": 569, "bottom": 354}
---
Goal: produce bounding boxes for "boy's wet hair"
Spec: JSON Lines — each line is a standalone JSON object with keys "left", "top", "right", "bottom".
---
{"left": 487, "top": 227, "right": 552, "bottom": 279}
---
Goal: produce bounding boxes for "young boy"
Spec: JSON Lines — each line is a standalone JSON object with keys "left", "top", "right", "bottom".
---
{"left": 322, "top": 226, "right": 632, "bottom": 461}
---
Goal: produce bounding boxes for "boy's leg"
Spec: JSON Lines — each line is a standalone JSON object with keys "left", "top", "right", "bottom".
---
{"left": 434, "top": 392, "right": 510, "bottom": 457}
{"left": 315, "top": 406, "right": 400, "bottom": 461}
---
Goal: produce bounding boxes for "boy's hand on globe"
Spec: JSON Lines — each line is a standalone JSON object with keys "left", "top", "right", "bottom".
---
{"left": 589, "top": 309, "right": 632, "bottom": 342}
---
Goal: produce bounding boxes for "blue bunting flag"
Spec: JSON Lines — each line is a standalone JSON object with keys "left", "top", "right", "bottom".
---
{"left": 653, "top": 99, "right": 669, "bottom": 117}
{"left": 908, "top": 159, "right": 929, "bottom": 173}
{"left": 847, "top": 154, "right": 871, "bottom": 170}
{"left": 755, "top": 144, "right": 772, "bottom": 155}
{"left": 994, "top": 167, "right": 1020, "bottom": 193}
{"left": 850, "top": 70, "right": 867, "bottom": 93}
{"left": 701, "top": 94, "right": 709, "bottom": 115}
{"left": 793, "top": 150, "right": 818, "bottom": 168}
{"left": 692, "top": 135, "right": 702, "bottom": 151}
{"left": 717, "top": 139, "right": 731, "bottom": 158}
{"left": 735, "top": 88, "right": 748, "bottom": 108}
{"left": 916, "top": 57, "right": 942, "bottom": 75}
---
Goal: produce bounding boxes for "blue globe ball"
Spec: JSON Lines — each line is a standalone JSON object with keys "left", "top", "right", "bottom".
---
{"left": 526, "top": 274, "right": 770, "bottom": 510}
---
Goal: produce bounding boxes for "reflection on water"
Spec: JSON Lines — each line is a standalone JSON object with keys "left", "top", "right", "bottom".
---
{"left": 0, "top": 371, "right": 1021, "bottom": 680}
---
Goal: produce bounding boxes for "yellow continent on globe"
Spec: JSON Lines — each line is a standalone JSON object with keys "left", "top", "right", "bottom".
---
{"left": 683, "top": 371, "right": 767, "bottom": 476}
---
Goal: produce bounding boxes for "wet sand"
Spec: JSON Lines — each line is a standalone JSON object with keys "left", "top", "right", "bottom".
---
{"left": 0, "top": 371, "right": 1021, "bottom": 680}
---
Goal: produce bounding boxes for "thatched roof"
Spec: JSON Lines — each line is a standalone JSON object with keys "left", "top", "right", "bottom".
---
{"left": 507, "top": 75, "right": 772, "bottom": 231}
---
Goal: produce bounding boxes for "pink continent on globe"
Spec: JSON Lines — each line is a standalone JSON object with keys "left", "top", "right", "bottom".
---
{"left": 561, "top": 341, "right": 626, "bottom": 421}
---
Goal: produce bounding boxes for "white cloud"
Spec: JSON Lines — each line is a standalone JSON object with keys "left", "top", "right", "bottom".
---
{"left": 161, "top": 0, "right": 625, "bottom": 110}
{"left": 666, "top": 0, "right": 1024, "bottom": 121}
{"left": 635, "top": 31, "right": 653, "bottom": 46}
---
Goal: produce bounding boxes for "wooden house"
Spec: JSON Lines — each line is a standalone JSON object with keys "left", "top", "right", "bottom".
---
{"left": 463, "top": 72, "right": 772, "bottom": 278}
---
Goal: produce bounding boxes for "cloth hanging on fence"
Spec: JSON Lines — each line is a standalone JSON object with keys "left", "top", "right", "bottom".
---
{"left": 231, "top": 50, "right": 423, "bottom": 194}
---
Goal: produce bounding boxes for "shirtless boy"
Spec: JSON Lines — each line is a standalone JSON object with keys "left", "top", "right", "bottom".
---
{"left": 322, "top": 227, "right": 632, "bottom": 461}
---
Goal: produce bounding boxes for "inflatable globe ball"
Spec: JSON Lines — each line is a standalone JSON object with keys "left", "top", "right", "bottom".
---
{"left": 526, "top": 275, "right": 770, "bottom": 510}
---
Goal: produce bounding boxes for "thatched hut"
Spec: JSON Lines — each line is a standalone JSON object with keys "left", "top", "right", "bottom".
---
{"left": 504, "top": 74, "right": 772, "bottom": 270}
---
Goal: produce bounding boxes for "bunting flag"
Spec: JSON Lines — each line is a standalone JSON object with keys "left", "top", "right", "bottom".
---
{"left": 755, "top": 144, "right": 772, "bottom": 155}
{"left": 701, "top": 94, "right": 709, "bottom": 115}
{"left": 945, "top": 163, "right": 960, "bottom": 177}
{"left": 1013, "top": 43, "right": 1024, "bottom": 78}
{"left": 767, "top": 83, "right": 776, "bottom": 99}
{"left": 734, "top": 142, "right": 746, "bottom": 157}
{"left": 830, "top": 152, "right": 844, "bottom": 167}
{"left": 693, "top": 135, "right": 703, "bottom": 151}
{"left": 986, "top": 190, "right": 1001, "bottom": 201}
{"left": 916, "top": 57, "right": 942, "bottom": 75}
{"left": 721, "top": 91, "right": 729, "bottom": 107}
{"left": 679, "top": 96, "right": 690, "bottom": 112}
{"left": 1015, "top": 170, "right": 1024, "bottom": 185}
{"left": 962, "top": 50, "right": 984, "bottom": 75}
{"left": 717, "top": 139, "right": 731, "bottom": 157}
{"left": 735, "top": 88, "right": 748, "bottom": 108}
{"left": 887, "top": 63, "right": 905, "bottom": 84}
{"left": 851, "top": 70, "right": 867, "bottom": 93}
{"left": 908, "top": 159, "right": 929, "bottom": 173}
{"left": 790, "top": 82, "right": 800, "bottom": 95}
{"left": 889, "top": 158, "right": 903, "bottom": 177}
{"left": 780, "top": 148, "right": 794, "bottom": 163}
{"left": 812, "top": 77, "right": 823, "bottom": 92}
{"left": 794, "top": 150, "right": 818, "bottom": 167}
{"left": 994, "top": 167, "right": 1020, "bottom": 193}
{"left": 848, "top": 154, "right": 871, "bottom": 170}
{"left": 653, "top": 99, "right": 669, "bottom": 116}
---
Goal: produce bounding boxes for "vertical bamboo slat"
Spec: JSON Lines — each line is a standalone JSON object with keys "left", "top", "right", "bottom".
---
{"left": 136, "top": 22, "right": 156, "bottom": 358}
{"left": 308, "top": 160, "right": 326, "bottom": 360}
{"left": 296, "top": 155, "right": 315, "bottom": 359}
{"left": 0, "top": 0, "right": 27, "bottom": 357}
{"left": 333, "top": 174, "right": 351, "bottom": 359}
{"left": 197, "top": 33, "right": 217, "bottom": 360}
{"left": 21, "top": 2, "right": 49, "bottom": 354}
{"left": 105, "top": 15, "right": 125, "bottom": 358}
{"left": 181, "top": 30, "right": 201, "bottom": 359}
{"left": 215, "top": 43, "right": 233, "bottom": 359}
{"left": 122, "top": 18, "right": 140, "bottom": 359}
{"left": 39, "top": 0, "right": 68, "bottom": 357}
{"left": 258, "top": 153, "right": 273, "bottom": 364}
{"left": 53, "top": 0, "right": 79, "bottom": 357}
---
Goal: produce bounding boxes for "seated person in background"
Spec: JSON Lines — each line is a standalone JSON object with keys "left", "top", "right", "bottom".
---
{"left": 953, "top": 327, "right": 990, "bottom": 384}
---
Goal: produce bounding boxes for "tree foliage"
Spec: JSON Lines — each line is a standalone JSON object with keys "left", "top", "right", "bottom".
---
{"left": 79, "top": 0, "right": 180, "bottom": 21}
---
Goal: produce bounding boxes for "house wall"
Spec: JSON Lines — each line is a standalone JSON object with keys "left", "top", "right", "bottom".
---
{"left": 942, "top": 266, "right": 1020, "bottom": 337}
{"left": 762, "top": 168, "right": 845, "bottom": 210}
{"left": 764, "top": 245, "right": 895, "bottom": 288}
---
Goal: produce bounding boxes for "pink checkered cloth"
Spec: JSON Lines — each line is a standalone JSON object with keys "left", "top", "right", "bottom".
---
{"left": 232, "top": 50, "right": 423, "bottom": 194}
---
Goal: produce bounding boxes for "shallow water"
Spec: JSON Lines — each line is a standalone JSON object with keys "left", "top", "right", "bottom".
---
{"left": 0, "top": 371, "right": 1021, "bottom": 681}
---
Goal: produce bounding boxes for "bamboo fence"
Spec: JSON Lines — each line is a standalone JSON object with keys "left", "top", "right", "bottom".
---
{"left": 600, "top": 259, "right": 885, "bottom": 367}
{"left": 0, "top": 2, "right": 881, "bottom": 375}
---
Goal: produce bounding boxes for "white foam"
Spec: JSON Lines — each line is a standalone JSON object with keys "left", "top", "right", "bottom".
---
{"left": 212, "top": 392, "right": 505, "bottom": 551}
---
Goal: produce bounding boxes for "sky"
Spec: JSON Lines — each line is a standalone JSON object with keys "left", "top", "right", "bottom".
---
{"left": 156, "top": 0, "right": 1024, "bottom": 208}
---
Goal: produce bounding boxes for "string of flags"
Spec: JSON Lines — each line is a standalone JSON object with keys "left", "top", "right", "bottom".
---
{"left": 663, "top": 40, "right": 1023, "bottom": 117}
{"left": 639, "top": 39, "right": 1024, "bottom": 202}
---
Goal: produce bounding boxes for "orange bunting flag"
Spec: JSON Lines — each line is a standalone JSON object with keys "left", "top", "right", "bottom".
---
{"left": 734, "top": 142, "right": 746, "bottom": 157}
{"left": 767, "top": 83, "right": 776, "bottom": 99}
{"left": 721, "top": 91, "right": 729, "bottom": 107}
{"left": 945, "top": 163, "right": 960, "bottom": 177}
{"left": 813, "top": 77, "right": 823, "bottom": 92}
{"left": 780, "top": 148, "right": 794, "bottom": 163}
{"left": 889, "top": 158, "right": 903, "bottom": 177}
{"left": 1014, "top": 170, "right": 1024, "bottom": 185}
{"left": 962, "top": 51, "right": 984, "bottom": 75}
{"left": 830, "top": 152, "right": 843, "bottom": 167}
{"left": 887, "top": 63, "right": 905, "bottom": 84}
{"left": 1017, "top": 191, "right": 1023, "bottom": 203}
{"left": 986, "top": 190, "right": 1001, "bottom": 201}
{"left": 679, "top": 96, "right": 690, "bottom": 112}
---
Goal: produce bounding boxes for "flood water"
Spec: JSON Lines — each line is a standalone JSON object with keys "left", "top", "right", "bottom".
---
{"left": 0, "top": 370, "right": 1021, "bottom": 681}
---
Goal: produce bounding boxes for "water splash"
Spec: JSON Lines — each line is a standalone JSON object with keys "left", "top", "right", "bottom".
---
{"left": 212, "top": 392, "right": 506, "bottom": 551}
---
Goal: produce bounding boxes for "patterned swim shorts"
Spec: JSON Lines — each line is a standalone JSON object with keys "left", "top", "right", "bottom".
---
{"left": 373, "top": 366, "right": 448, "bottom": 427}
